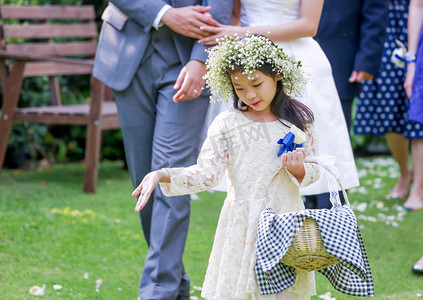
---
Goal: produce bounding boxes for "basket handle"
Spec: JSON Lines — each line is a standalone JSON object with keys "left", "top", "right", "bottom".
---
{"left": 307, "top": 158, "right": 350, "bottom": 208}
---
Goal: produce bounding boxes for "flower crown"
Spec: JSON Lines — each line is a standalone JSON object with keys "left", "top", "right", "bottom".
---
{"left": 204, "top": 34, "right": 310, "bottom": 103}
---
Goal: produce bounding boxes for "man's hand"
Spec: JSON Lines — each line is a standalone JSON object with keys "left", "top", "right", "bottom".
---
{"left": 173, "top": 60, "right": 207, "bottom": 102}
{"left": 161, "top": 6, "right": 218, "bottom": 39}
{"left": 348, "top": 70, "right": 374, "bottom": 83}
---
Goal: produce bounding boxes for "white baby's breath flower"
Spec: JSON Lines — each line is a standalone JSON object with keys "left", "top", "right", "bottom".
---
{"left": 204, "top": 34, "right": 309, "bottom": 103}
{"left": 29, "top": 284, "right": 46, "bottom": 296}
{"left": 289, "top": 125, "right": 306, "bottom": 144}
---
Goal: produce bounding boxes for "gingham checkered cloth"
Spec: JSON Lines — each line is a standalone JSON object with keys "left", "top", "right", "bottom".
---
{"left": 255, "top": 205, "right": 374, "bottom": 297}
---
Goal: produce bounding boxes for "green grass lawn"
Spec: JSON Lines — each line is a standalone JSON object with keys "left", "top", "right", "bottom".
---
{"left": 0, "top": 157, "right": 422, "bottom": 299}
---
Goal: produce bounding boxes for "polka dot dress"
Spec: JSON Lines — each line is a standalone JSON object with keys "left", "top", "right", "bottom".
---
{"left": 354, "top": 0, "right": 423, "bottom": 140}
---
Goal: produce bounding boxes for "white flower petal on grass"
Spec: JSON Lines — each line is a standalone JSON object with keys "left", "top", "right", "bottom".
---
{"left": 377, "top": 213, "right": 386, "bottom": 220}
{"left": 356, "top": 187, "right": 368, "bottom": 194}
{"left": 191, "top": 194, "right": 200, "bottom": 200}
{"left": 95, "top": 279, "right": 103, "bottom": 293}
{"left": 416, "top": 293, "right": 422, "bottom": 297}
{"left": 53, "top": 284, "right": 62, "bottom": 290}
{"left": 193, "top": 286, "right": 203, "bottom": 291}
{"left": 29, "top": 284, "right": 46, "bottom": 296}
{"left": 369, "top": 200, "right": 379, "bottom": 207}
{"left": 83, "top": 272, "right": 89, "bottom": 279}
{"left": 375, "top": 171, "right": 388, "bottom": 177}
{"left": 367, "top": 216, "right": 377, "bottom": 223}
{"left": 117, "top": 287, "right": 122, "bottom": 291}
{"left": 356, "top": 202, "right": 367, "bottom": 212}
{"left": 318, "top": 291, "right": 336, "bottom": 300}
{"left": 357, "top": 169, "right": 367, "bottom": 178}
{"left": 190, "top": 296, "right": 199, "bottom": 300}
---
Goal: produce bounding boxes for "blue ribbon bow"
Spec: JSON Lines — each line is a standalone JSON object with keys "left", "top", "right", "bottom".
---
{"left": 277, "top": 132, "right": 303, "bottom": 157}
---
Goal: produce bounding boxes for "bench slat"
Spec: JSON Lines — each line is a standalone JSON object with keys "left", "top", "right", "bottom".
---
{"left": 0, "top": 5, "right": 95, "bottom": 20}
{"left": 23, "top": 61, "right": 93, "bottom": 77}
{"left": 16, "top": 102, "right": 117, "bottom": 116}
{"left": 5, "top": 41, "right": 98, "bottom": 57}
{"left": 3, "top": 23, "right": 97, "bottom": 39}
{"left": 14, "top": 102, "right": 119, "bottom": 126}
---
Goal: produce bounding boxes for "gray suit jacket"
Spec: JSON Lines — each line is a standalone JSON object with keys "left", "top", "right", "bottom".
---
{"left": 93, "top": 0, "right": 233, "bottom": 91}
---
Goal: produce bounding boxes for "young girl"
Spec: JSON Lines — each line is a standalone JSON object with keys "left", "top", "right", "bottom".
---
{"left": 133, "top": 34, "right": 319, "bottom": 300}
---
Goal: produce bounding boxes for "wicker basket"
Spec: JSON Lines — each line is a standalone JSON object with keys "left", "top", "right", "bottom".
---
{"left": 280, "top": 217, "right": 339, "bottom": 271}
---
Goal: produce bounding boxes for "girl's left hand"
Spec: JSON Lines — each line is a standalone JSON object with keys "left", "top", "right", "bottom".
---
{"left": 198, "top": 24, "right": 247, "bottom": 45}
{"left": 281, "top": 148, "right": 306, "bottom": 181}
{"left": 132, "top": 171, "right": 162, "bottom": 212}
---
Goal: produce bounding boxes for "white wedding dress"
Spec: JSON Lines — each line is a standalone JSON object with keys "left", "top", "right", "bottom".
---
{"left": 162, "top": 109, "right": 318, "bottom": 299}
{"left": 204, "top": 0, "right": 359, "bottom": 195}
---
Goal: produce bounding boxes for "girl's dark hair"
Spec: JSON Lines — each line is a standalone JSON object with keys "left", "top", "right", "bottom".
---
{"left": 228, "top": 63, "right": 314, "bottom": 131}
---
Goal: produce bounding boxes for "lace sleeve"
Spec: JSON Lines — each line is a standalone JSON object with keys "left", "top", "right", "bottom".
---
{"left": 159, "top": 115, "right": 229, "bottom": 196}
{"left": 286, "top": 123, "right": 320, "bottom": 187}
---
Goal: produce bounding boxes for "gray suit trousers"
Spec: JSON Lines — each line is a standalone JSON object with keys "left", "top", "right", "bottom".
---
{"left": 114, "top": 41, "right": 209, "bottom": 299}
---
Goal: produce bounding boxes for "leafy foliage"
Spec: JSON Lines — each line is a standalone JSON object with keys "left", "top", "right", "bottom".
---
{"left": 0, "top": 0, "right": 123, "bottom": 169}
{"left": 0, "top": 158, "right": 422, "bottom": 299}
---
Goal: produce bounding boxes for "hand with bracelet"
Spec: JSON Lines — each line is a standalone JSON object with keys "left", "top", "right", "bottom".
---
{"left": 404, "top": 56, "right": 416, "bottom": 98}
{"left": 132, "top": 169, "right": 170, "bottom": 212}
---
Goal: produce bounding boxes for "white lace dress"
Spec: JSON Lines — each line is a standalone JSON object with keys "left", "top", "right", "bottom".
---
{"left": 160, "top": 109, "right": 319, "bottom": 299}
{"left": 204, "top": 0, "right": 359, "bottom": 195}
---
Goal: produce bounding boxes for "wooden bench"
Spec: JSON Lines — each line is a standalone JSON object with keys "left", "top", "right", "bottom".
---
{"left": 0, "top": 5, "right": 120, "bottom": 193}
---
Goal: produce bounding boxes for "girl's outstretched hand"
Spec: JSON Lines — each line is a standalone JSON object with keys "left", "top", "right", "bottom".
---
{"left": 132, "top": 170, "right": 168, "bottom": 212}
{"left": 281, "top": 148, "right": 306, "bottom": 182}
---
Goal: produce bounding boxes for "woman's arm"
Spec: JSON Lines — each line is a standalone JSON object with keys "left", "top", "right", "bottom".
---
{"left": 199, "top": 0, "right": 324, "bottom": 45}
{"left": 404, "top": 0, "right": 423, "bottom": 98}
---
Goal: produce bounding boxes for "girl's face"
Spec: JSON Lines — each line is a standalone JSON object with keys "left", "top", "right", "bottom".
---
{"left": 230, "top": 70, "right": 278, "bottom": 117}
